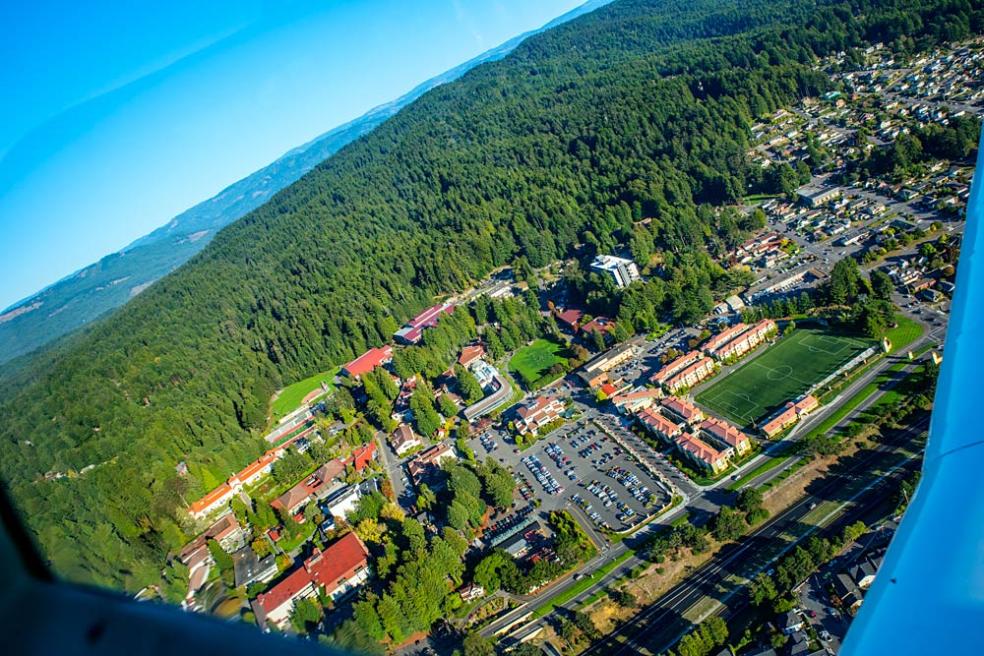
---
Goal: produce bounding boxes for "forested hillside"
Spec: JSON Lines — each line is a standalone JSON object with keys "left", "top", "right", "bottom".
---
{"left": 0, "top": 0, "right": 610, "bottom": 367}
{"left": 0, "top": 0, "right": 979, "bottom": 590}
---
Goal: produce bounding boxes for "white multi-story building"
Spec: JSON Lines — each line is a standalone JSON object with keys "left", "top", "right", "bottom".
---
{"left": 590, "top": 255, "right": 641, "bottom": 288}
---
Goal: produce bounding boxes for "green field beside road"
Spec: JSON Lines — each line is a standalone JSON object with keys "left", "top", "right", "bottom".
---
{"left": 697, "top": 329, "right": 873, "bottom": 425}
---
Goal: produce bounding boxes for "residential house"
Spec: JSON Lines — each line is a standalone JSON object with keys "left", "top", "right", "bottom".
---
{"left": 699, "top": 417, "right": 752, "bottom": 456}
{"left": 389, "top": 424, "right": 423, "bottom": 457}
{"left": 781, "top": 610, "right": 804, "bottom": 635}
{"left": 271, "top": 460, "right": 345, "bottom": 516}
{"left": 407, "top": 442, "right": 457, "bottom": 487}
{"left": 252, "top": 533, "right": 370, "bottom": 631}
{"left": 231, "top": 546, "right": 278, "bottom": 588}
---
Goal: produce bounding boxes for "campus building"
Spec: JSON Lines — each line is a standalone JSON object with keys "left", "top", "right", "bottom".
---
{"left": 394, "top": 302, "right": 454, "bottom": 344}
{"left": 676, "top": 434, "right": 731, "bottom": 475}
{"left": 636, "top": 407, "right": 683, "bottom": 442}
{"left": 342, "top": 345, "right": 393, "bottom": 378}
{"left": 663, "top": 356, "right": 716, "bottom": 393}
{"left": 515, "top": 395, "right": 566, "bottom": 436}
{"left": 660, "top": 396, "right": 705, "bottom": 425}
{"left": 578, "top": 342, "right": 641, "bottom": 387}
{"left": 253, "top": 533, "right": 370, "bottom": 631}
{"left": 590, "top": 254, "right": 641, "bottom": 288}
{"left": 610, "top": 387, "right": 663, "bottom": 415}
{"left": 760, "top": 394, "right": 820, "bottom": 438}
{"left": 699, "top": 417, "right": 752, "bottom": 456}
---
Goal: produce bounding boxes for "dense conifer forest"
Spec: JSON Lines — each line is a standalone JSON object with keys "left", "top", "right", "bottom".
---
{"left": 0, "top": 0, "right": 980, "bottom": 589}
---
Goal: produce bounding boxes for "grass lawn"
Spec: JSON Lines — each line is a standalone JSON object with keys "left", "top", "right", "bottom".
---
{"left": 270, "top": 366, "right": 340, "bottom": 420}
{"left": 696, "top": 328, "right": 874, "bottom": 426}
{"left": 509, "top": 338, "right": 569, "bottom": 388}
{"left": 885, "top": 314, "right": 924, "bottom": 354}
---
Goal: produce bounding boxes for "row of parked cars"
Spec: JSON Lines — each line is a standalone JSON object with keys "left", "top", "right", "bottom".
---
{"left": 522, "top": 454, "right": 563, "bottom": 496}
{"left": 607, "top": 465, "right": 658, "bottom": 507}
{"left": 570, "top": 493, "right": 613, "bottom": 531}
{"left": 479, "top": 432, "right": 498, "bottom": 454}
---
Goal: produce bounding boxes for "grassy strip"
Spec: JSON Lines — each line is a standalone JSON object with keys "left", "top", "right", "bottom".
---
{"left": 727, "top": 447, "right": 799, "bottom": 491}
{"left": 531, "top": 550, "right": 634, "bottom": 619}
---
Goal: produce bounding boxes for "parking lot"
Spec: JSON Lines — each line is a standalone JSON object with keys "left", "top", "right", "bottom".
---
{"left": 593, "top": 412, "right": 700, "bottom": 495}
{"left": 471, "top": 416, "right": 672, "bottom": 534}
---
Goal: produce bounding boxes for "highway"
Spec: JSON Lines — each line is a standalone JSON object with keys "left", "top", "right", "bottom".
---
{"left": 576, "top": 413, "right": 929, "bottom": 656}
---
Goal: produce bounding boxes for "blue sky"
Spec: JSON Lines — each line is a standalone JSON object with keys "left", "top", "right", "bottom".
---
{"left": 0, "top": 0, "right": 584, "bottom": 310}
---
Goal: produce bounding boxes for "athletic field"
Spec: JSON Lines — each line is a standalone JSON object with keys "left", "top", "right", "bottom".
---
{"left": 695, "top": 328, "right": 873, "bottom": 425}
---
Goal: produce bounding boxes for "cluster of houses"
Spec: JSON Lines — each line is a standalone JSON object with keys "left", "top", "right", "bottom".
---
{"left": 637, "top": 396, "right": 751, "bottom": 475}
{"left": 831, "top": 547, "right": 885, "bottom": 616}
{"left": 734, "top": 231, "right": 793, "bottom": 269}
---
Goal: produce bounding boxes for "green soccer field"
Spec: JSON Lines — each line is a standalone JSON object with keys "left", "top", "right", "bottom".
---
{"left": 695, "top": 328, "right": 873, "bottom": 425}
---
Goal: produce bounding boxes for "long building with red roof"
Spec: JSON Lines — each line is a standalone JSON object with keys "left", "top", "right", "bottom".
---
{"left": 253, "top": 532, "right": 370, "bottom": 631}
{"left": 760, "top": 394, "right": 820, "bottom": 438}
{"left": 699, "top": 417, "right": 752, "bottom": 456}
{"left": 394, "top": 302, "right": 454, "bottom": 344}
{"left": 342, "top": 345, "right": 393, "bottom": 378}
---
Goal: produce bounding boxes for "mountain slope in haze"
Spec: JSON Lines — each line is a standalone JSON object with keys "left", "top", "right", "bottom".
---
{"left": 0, "top": 0, "right": 610, "bottom": 366}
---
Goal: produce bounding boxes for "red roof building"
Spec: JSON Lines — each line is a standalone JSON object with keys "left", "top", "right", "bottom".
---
{"left": 394, "top": 303, "right": 454, "bottom": 344}
{"left": 554, "top": 308, "right": 584, "bottom": 331}
{"left": 636, "top": 407, "right": 683, "bottom": 441}
{"left": 660, "top": 396, "right": 705, "bottom": 425}
{"left": 253, "top": 532, "right": 370, "bottom": 630}
{"left": 580, "top": 316, "right": 615, "bottom": 336}
{"left": 345, "top": 441, "right": 377, "bottom": 472}
{"left": 699, "top": 417, "right": 752, "bottom": 456}
{"left": 342, "top": 345, "right": 393, "bottom": 378}
{"left": 458, "top": 343, "right": 486, "bottom": 367}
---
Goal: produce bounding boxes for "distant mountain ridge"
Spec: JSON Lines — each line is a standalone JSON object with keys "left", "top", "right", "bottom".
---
{"left": 0, "top": 0, "right": 610, "bottom": 366}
